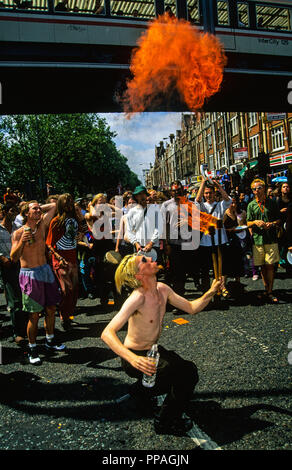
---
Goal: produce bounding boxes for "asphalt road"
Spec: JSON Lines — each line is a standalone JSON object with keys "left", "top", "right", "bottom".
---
{"left": 0, "top": 268, "right": 291, "bottom": 457}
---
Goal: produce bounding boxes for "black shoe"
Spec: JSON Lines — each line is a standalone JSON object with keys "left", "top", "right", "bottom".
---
{"left": 154, "top": 416, "right": 193, "bottom": 435}
{"left": 61, "top": 320, "right": 72, "bottom": 331}
{"left": 28, "top": 347, "right": 42, "bottom": 366}
{"left": 61, "top": 319, "right": 78, "bottom": 331}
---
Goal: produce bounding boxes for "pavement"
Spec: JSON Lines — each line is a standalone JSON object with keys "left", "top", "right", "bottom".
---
{"left": 0, "top": 268, "right": 291, "bottom": 456}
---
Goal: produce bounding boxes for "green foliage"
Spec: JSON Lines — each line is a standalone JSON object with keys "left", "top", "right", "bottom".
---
{"left": 0, "top": 113, "right": 140, "bottom": 200}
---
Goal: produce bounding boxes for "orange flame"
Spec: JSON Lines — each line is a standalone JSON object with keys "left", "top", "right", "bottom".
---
{"left": 121, "top": 14, "right": 227, "bottom": 114}
{"left": 178, "top": 196, "right": 218, "bottom": 235}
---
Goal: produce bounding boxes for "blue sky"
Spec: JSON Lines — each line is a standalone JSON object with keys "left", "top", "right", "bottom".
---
{"left": 99, "top": 112, "right": 182, "bottom": 182}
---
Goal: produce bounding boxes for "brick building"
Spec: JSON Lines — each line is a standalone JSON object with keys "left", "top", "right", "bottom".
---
{"left": 147, "top": 112, "right": 292, "bottom": 189}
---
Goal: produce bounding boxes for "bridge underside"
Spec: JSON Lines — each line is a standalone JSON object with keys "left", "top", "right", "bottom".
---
{"left": 0, "top": 66, "right": 291, "bottom": 114}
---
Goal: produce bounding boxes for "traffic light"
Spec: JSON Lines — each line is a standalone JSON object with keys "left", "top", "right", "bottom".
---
{"left": 257, "top": 152, "right": 270, "bottom": 178}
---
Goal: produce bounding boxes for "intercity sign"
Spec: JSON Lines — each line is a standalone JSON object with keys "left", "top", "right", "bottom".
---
{"left": 266, "top": 113, "right": 286, "bottom": 121}
{"left": 270, "top": 152, "right": 292, "bottom": 167}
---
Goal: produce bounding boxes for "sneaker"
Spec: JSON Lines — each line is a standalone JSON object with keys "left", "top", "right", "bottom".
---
{"left": 252, "top": 274, "right": 259, "bottom": 281}
{"left": 28, "top": 347, "right": 42, "bottom": 365}
{"left": 45, "top": 338, "right": 66, "bottom": 352}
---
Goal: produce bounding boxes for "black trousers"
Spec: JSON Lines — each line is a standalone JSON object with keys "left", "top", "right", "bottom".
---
{"left": 121, "top": 345, "right": 199, "bottom": 423}
{"left": 168, "top": 244, "right": 200, "bottom": 296}
{"left": 1, "top": 263, "right": 28, "bottom": 338}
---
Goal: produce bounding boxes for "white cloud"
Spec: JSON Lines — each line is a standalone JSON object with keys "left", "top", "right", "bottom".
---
{"left": 99, "top": 112, "right": 182, "bottom": 180}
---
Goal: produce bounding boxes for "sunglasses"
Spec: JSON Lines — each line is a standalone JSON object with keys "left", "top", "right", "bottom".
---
{"left": 252, "top": 186, "right": 263, "bottom": 191}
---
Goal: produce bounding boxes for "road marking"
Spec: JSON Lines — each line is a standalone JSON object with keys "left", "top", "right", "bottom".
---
{"left": 115, "top": 393, "right": 222, "bottom": 449}
{"left": 157, "top": 395, "right": 222, "bottom": 450}
{"left": 187, "top": 423, "right": 222, "bottom": 450}
{"left": 231, "top": 327, "right": 271, "bottom": 355}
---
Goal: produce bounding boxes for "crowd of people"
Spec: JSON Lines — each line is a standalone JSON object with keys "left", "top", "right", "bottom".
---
{"left": 0, "top": 175, "right": 291, "bottom": 366}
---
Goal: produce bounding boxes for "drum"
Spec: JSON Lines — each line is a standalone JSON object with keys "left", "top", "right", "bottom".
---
{"left": 104, "top": 250, "right": 122, "bottom": 265}
{"left": 137, "top": 248, "right": 157, "bottom": 261}
{"left": 103, "top": 250, "right": 122, "bottom": 282}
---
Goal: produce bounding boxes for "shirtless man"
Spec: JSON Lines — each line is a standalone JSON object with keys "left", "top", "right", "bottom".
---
{"left": 10, "top": 200, "right": 65, "bottom": 365}
{"left": 101, "top": 253, "right": 220, "bottom": 434}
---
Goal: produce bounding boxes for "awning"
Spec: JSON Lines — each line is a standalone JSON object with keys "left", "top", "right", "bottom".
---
{"left": 239, "top": 160, "right": 258, "bottom": 177}
{"left": 271, "top": 176, "right": 287, "bottom": 183}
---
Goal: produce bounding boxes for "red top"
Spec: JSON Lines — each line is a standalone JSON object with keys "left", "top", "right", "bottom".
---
{"left": 46, "top": 216, "right": 77, "bottom": 264}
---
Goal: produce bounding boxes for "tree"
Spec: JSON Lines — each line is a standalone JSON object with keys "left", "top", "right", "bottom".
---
{"left": 0, "top": 113, "right": 140, "bottom": 199}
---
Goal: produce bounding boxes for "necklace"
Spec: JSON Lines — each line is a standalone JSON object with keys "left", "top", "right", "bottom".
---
{"left": 256, "top": 198, "right": 266, "bottom": 215}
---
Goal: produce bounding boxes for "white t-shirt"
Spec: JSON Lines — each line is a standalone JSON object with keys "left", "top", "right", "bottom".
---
{"left": 195, "top": 198, "right": 232, "bottom": 247}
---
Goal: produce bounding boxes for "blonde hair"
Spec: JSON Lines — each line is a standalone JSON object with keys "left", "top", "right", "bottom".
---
{"left": 21, "top": 200, "right": 38, "bottom": 223}
{"left": 251, "top": 178, "right": 265, "bottom": 189}
{"left": 92, "top": 193, "right": 106, "bottom": 206}
{"left": 115, "top": 254, "right": 141, "bottom": 293}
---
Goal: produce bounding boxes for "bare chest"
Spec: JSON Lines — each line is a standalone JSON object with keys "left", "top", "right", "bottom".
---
{"left": 21, "top": 226, "right": 46, "bottom": 265}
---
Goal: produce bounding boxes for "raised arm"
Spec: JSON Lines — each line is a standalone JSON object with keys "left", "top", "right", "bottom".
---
{"left": 167, "top": 279, "right": 221, "bottom": 315}
{"left": 212, "top": 179, "right": 230, "bottom": 201}
{"left": 41, "top": 202, "right": 57, "bottom": 229}
{"left": 195, "top": 178, "right": 206, "bottom": 203}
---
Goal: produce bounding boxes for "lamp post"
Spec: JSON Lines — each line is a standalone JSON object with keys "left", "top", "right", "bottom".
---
{"left": 139, "top": 162, "right": 150, "bottom": 186}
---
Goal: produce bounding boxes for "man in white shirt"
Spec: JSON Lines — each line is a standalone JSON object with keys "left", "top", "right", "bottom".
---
{"left": 195, "top": 178, "right": 232, "bottom": 296}
{"left": 160, "top": 181, "right": 201, "bottom": 312}
{"left": 126, "top": 185, "right": 163, "bottom": 263}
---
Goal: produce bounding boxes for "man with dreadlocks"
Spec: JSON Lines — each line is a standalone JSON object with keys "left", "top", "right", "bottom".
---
{"left": 46, "top": 193, "right": 80, "bottom": 331}
{"left": 101, "top": 253, "right": 221, "bottom": 435}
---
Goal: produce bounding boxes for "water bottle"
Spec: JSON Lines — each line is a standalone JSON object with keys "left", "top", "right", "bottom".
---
{"left": 142, "top": 344, "right": 160, "bottom": 388}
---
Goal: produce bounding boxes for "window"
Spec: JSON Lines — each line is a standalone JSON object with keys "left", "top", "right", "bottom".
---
{"left": 207, "top": 133, "right": 212, "bottom": 149}
{"left": 250, "top": 134, "right": 259, "bottom": 158}
{"left": 164, "top": 0, "right": 176, "bottom": 17}
{"left": 205, "top": 114, "right": 210, "bottom": 127}
{"left": 110, "top": 0, "right": 156, "bottom": 18}
{"left": 248, "top": 112, "right": 257, "bottom": 127}
{"left": 256, "top": 5, "right": 290, "bottom": 31}
{"left": 218, "top": 126, "right": 224, "bottom": 143}
{"left": 231, "top": 116, "right": 239, "bottom": 136}
{"left": 237, "top": 2, "right": 249, "bottom": 28}
{"left": 187, "top": 0, "right": 200, "bottom": 24}
{"left": 220, "top": 152, "right": 226, "bottom": 167}
{"left": 271, "top": 126, "right": 284, "bottom": 151}
{"left": 4, "top": 0, "right": 47, "bottom": 11}
{"left": 217, "top": 0, "right": 230, "bottom": 26}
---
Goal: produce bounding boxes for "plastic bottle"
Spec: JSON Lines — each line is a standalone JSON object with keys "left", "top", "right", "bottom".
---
{"left": 142, "top": 344, "right": 160, "bottom": 388}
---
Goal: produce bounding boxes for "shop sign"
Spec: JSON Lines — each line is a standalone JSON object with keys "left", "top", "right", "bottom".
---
{"left": 233, "top": 147, "right": 248, "bottom": 161}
